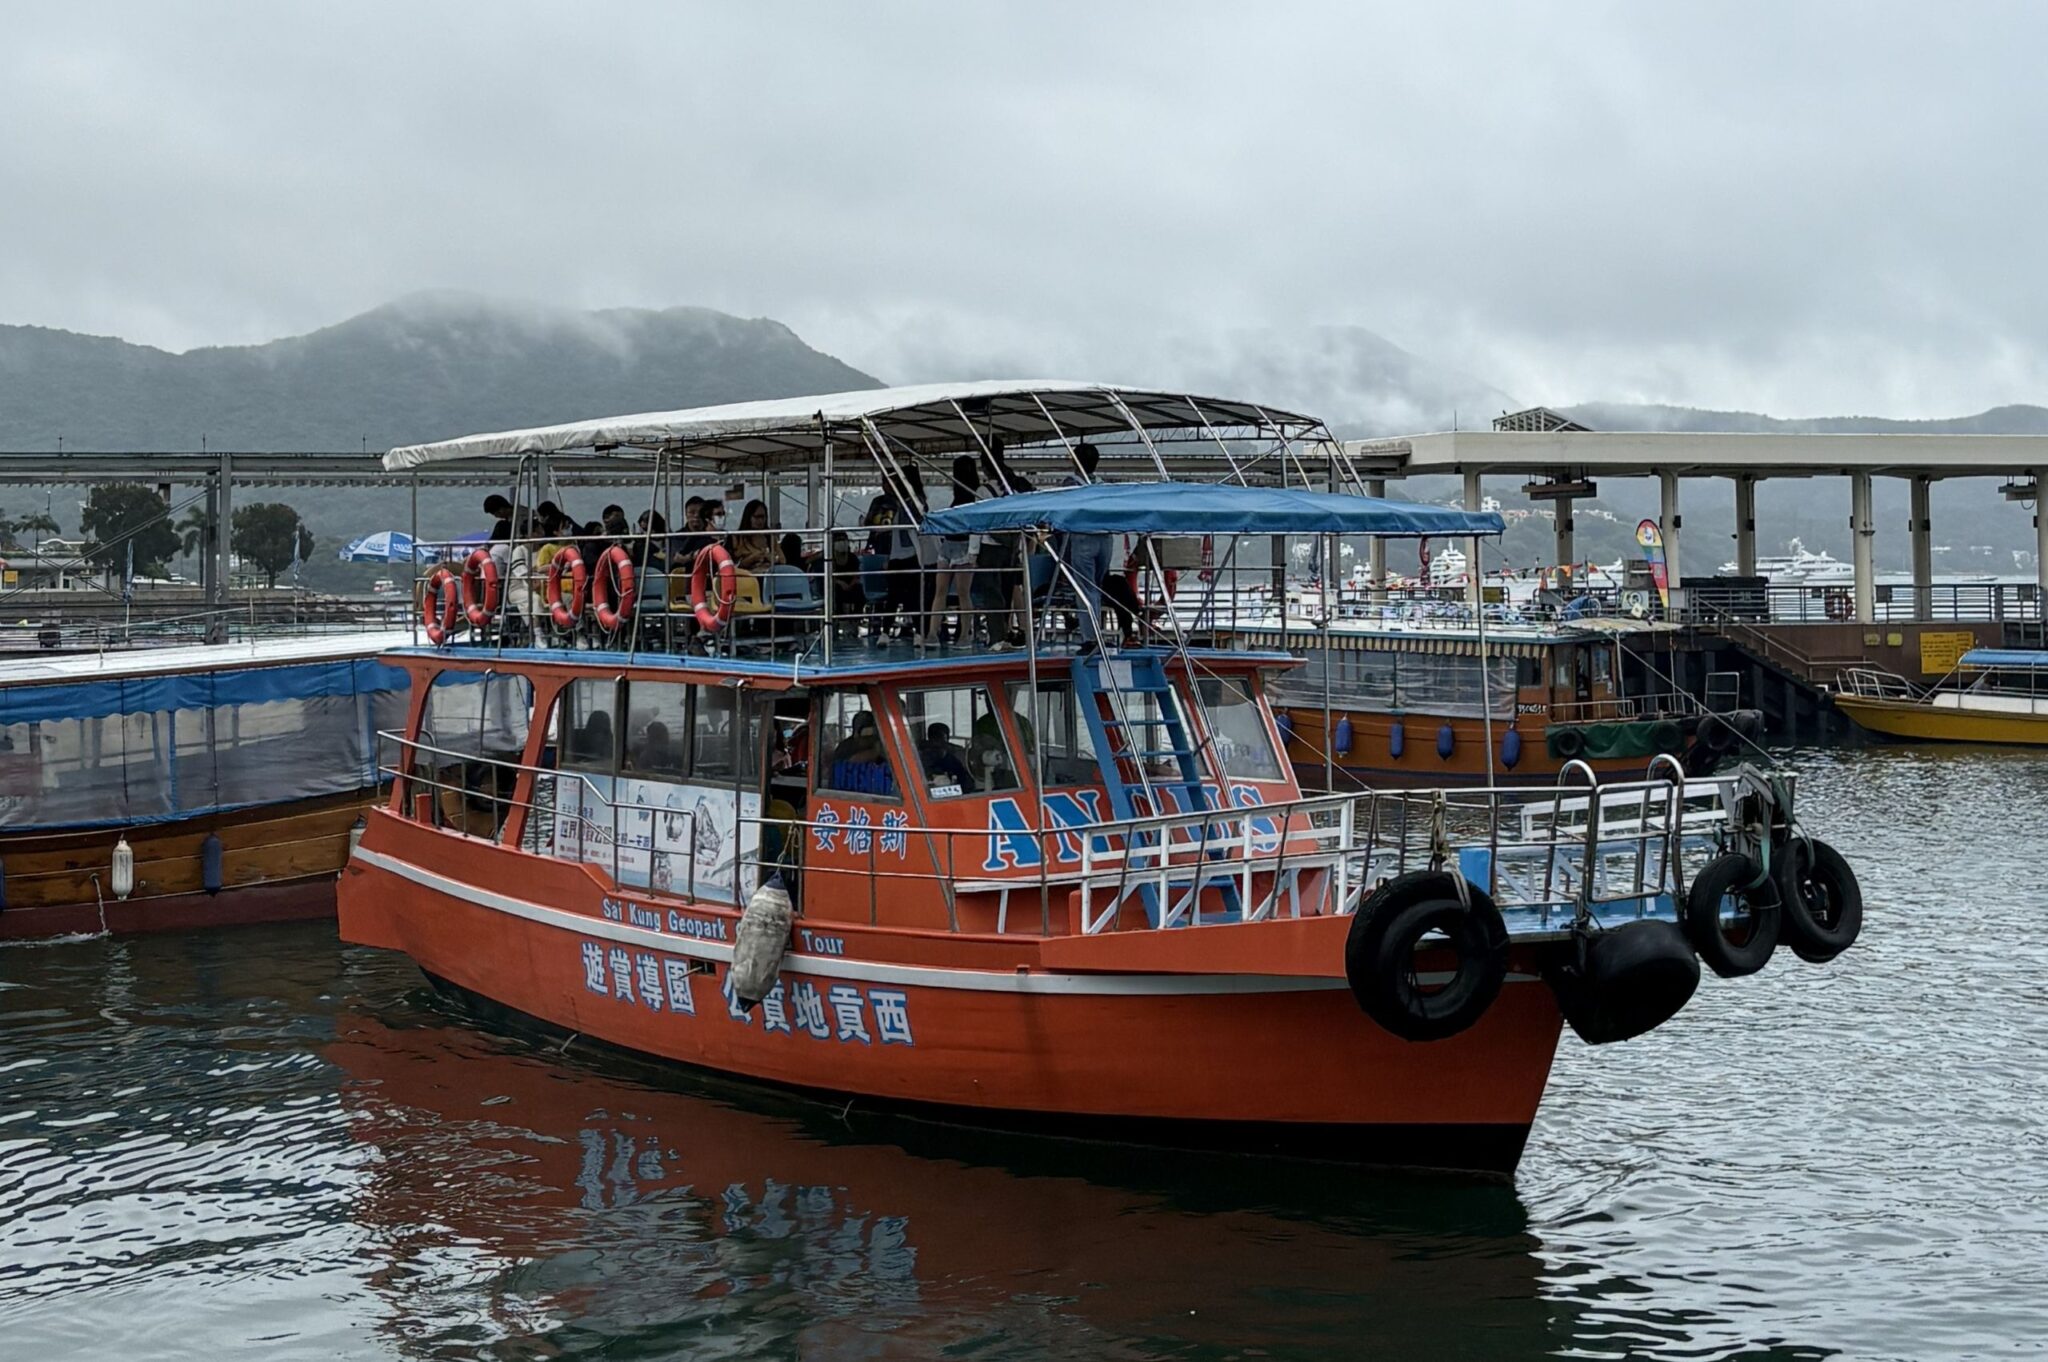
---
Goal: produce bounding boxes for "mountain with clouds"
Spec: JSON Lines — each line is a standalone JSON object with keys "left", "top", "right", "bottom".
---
{"left": 0, "top": 291, "right": 882, "bottom": 451}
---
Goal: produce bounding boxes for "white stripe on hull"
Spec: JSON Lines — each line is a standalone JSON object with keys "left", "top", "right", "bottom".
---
{"left": 353, "top": 847, "right": 1376, "bottom": 998}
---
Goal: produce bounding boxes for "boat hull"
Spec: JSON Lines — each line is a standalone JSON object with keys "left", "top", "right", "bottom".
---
{"left": 340, "top": 819, "right": 1567, "bottom": 1174}
{"left": 0, "top": 790, "right": 374, "bottom": 941}
{"left": 1279, "top": 707, "right": 1651, "bottom": 789}
{"left": 1834, "top": 695, "right": 2048, "bottom": 746}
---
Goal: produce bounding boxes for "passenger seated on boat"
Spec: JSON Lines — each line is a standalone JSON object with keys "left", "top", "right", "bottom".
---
{"left": 731, "top": 499, "right": 780, "bottom": 573}
{"left": 630, "top": 721, "right": 681, "bottom": 774}
{"left": 570, "top": 712, "right": 614, "bottom": 766}
{"left": 631, "top": 509, "right": 670, "bottom": 572}
{"left": 969, "top": 712, "right": 1019, "bottom": 790}
{"left": 917, "top": 722, "right": 976, "bottom": 794}
{"left": 820, "top": 701, "right": 898, "bottom": 797}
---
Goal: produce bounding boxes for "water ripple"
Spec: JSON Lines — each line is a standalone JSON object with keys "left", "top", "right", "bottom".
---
{"left": 0, "top": 752, "right": 2043, "bottom": 1359}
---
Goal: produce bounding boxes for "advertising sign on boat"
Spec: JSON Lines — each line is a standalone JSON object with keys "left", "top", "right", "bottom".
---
{"left": 550, "top": 774, "right": 761, "bottom": 904}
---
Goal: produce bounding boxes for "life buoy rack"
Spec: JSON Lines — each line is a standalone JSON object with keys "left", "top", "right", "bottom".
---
{"left": 422, "top": 567, "right": 461, "bottom": 645}
{"left": 592, "top": 545, "right": 638, "bottom": 632}
{"left": 1823, "top": 588, "right": 1854, "bottom": 621}
{"left": 461, "top": 548, "right": 502, "bottom": 629}
{"left": 689, "top": 542, "right": 738, "bottom": 632}
{"left": 544, "top": 545, "right": 588, "bottom": 632}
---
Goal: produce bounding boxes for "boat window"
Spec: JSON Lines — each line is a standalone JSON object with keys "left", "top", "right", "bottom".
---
{"left": 902, "top": 684, "right": 1015, "bottom": 798}
{"left": 559, "top": 678, "right": 620, "bottom": 774}
{"left": 1274, "top": 648, "right": 1396, "bottom": 708}
{"left": 419, "top": 670, "right": 532, "bottom": 761}
{"left": 1195, "top": 676, "right": 1284, "bottom": 781}
{"left": 691, "top": 683, "right": 762, "bottom": 785}
{"left": 411, "top": 670, "right": 533, "bottom": 837}
{"left": 816, "top": 692, "right": 898, "bottom": 799}
{"left": 1003, "top": 679, "right": 1099, "bottom": 787}
{"left": 623, "top": 681, "right": 689, "bottom": 776}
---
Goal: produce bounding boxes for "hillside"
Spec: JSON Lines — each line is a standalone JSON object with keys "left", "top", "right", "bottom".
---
{"left": 1559, "top": 401, "right": 2048, "bottom": 436}
{"left": 0, "top": 291, "right": 882, "bottom": 451}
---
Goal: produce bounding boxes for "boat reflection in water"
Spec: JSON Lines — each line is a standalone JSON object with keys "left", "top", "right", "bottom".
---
{"left": 329, "top": 1004, "right": 1561, "bottom": 1358}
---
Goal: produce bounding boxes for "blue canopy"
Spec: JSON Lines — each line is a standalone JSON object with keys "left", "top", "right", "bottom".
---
{"left": 919, "top": 481, "right": 1504, "bottom": 538}
{"left": 1960, "top": 648, "right": 2048, "bottom": 669}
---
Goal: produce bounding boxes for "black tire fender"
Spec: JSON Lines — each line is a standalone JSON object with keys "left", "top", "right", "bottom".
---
{"left": 1695, "top": 713, "right": 1738, "bottom": 754}
{"left": 1777, "top": 836, "right": 1863, "bottom": 963}
{"left": 1344, "top": 871, "right": 1509, "bottom": 1042}
{"left": 1684, "top": 852, "right": 1781, "bottom": 978}
{"left": 1552, "top": 727, "right": 1586, "bottom": 759}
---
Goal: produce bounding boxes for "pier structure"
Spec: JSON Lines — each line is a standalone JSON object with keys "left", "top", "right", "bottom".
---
{"left": 1347, "top": 428, "right": 2048, "bottom": 625}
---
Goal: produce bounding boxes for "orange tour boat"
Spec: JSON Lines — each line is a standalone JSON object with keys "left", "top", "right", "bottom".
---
{"left": 338, "top": 383, "right": 1864, "bottom": 1173}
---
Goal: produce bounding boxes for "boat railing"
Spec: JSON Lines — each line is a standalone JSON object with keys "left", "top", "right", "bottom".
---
{"left": 376, "top": 729, "right": 1769, "bottom": 941}
{"left": 1835, "top": 666, "right": 1921, "bottom": 700}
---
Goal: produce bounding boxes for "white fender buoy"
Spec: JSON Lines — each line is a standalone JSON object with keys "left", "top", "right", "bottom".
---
{"left": 729, "top": 872, "right": 792, "bottom": 1009}
{"left": 111, "top": 836, "right": 135, "bottom": 900}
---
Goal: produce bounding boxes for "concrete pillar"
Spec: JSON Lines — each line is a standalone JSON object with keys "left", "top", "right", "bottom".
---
{"left": 1909, "top": 475, "right": 1933, "bottom": 620}
{"left": 1851, "top": 471, "right": 1876, "bottom": 624}
{"left": 2035, "top": 468, "right": 2048, "bottom": 620}
{"left": 1734, "top": 475, "right": 1758, "bottom": 577}
{"left": 1553, "top": 494, "right": 1575, "bottom": 580}
{"left": 1658, "top": 470, "right": 1683, "bottom": 587}
{"left": 1366, "top": 477, "right": 1386, "bottom": 595}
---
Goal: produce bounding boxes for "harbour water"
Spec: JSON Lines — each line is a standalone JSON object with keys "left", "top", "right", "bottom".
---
{"left": 2, "top": 749, "right": 2043, "bottom": 1360}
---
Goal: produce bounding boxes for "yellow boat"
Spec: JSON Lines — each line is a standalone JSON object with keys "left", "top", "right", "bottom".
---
{"left": 1832, "top": 650, "right": 2048, "bottom": 745}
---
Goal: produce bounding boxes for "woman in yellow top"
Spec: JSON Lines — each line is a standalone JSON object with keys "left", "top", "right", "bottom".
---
{"left": 730, "top": 499, "right": 781, "bottom": 574}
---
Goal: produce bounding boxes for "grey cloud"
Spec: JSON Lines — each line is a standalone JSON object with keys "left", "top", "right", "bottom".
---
{"left": 4, "top": 1, "right": 2046, "bottom": 419}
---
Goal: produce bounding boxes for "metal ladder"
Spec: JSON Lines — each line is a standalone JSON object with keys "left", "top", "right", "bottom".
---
{"left": 1072, "top": 651, "right": 1242, "bottom": 925}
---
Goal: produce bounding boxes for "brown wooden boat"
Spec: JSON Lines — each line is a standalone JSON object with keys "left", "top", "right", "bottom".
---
{"left": 0, "top": 631, "right": 413, "bottom": 940}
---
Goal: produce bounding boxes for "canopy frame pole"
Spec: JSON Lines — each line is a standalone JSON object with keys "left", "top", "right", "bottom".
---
{"left": 1023, "top": 537, "right": 1048, "bottom": 935}
{"left": 409, "top": 470, "right": 420, "bottom": 646}
{"left": 1026, "top": 392, "right": 1086, "bottom": 481}
{"left": 1102, "top": 393, "right": 1172, "bottom": 480}
{"left": 821, "top": 427, "right": 835, "bottom": 667}
{"left": 1182, "top": 395, "right": 1251, "bottom": 488}
{"left": 1250, "top": 405, "right": 1314, "bottom": 489}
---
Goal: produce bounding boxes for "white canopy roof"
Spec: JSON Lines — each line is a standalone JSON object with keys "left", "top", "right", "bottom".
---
{"left": 383, "top": 380, "right": 1327, "bottom": 471}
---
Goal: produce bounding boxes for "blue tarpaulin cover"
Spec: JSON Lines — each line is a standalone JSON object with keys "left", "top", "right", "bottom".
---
{"left": 0, "top": 658, "right": 412, "bottom": 726}
{"left": 919, "top": 481, "right": 1504, "bottom": 538}
{"left": 1960, "top": 648, "right": 2048, "bottom": 668}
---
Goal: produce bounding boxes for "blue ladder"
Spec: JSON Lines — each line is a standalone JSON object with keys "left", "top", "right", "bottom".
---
{"left": 1071, "top": 651, "right": 1241, "bottom": 925}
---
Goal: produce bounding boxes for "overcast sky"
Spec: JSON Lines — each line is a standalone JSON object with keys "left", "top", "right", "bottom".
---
{"left": 5, "top": 2, "right": 2046, "bottom": 418}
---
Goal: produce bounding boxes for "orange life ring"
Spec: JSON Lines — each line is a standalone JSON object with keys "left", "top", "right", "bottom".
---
{"left": 1823, "top": 588, "right": 1853, "bottom": 621}
{"left": 689, "top": 542, "right": 738, "bottom": 632}
{"left": 422, "top": 567, "right": 461, "bottom": 645}
{"left": 592, "top": 544, "right": 638, "bottom": 631}
{"left": 544, "top": 545, "right": 587, "bottom": 631}
{"left": 461, "top": 548, "right": 502, "bottom": 629}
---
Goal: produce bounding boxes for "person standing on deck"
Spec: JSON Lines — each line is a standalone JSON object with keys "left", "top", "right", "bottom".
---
{"left": 1058, "top": 442, "right": 1112, "bottom": 654}
{"left": 924, "top": 455, "right": 980, "bottom": 645}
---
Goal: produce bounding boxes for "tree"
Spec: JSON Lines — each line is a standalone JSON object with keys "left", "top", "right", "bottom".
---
{"left": 231, "top": 502, "right": 314, "bottom": 588}
{"left": 177, "top": 506, "right": 212, "bottom": 559}
{"left": 80, "top": 483, "right": 180, "bottom": 580}
{"left": 0, "top": 511, "right": 60, "bottom": 550}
